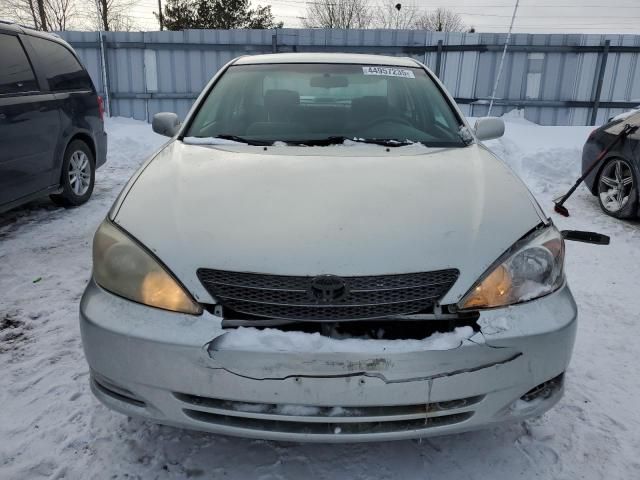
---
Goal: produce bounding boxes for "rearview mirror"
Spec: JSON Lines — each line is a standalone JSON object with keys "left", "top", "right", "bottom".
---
{"left": 152, "top": 112, "right": 181, "bottom": 137}
{"left": 310, "top": 75, "right": 349, "bottom": 89}
{"left": 474, "top": 117, "right": 505, "bottom": 141}
{"left": 561, "top": 230, "right": 610, "bottom": 245}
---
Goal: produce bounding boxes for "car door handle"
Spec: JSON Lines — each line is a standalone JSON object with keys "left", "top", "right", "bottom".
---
{"left": 0, "top": 113, "right": 6, "bottom": 119}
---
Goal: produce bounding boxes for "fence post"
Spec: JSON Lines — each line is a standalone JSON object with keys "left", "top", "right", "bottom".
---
{"left": 272, "top": 30, "right": 278, "bottom": 53}
{"left": 435, "top": 40, "right": 443, "bottom": 78}
{"left": 98, "top": 31, "right": 111, "bottom": 117}
{"left": 589, "top": 39, "right": 610, "bottom": 126}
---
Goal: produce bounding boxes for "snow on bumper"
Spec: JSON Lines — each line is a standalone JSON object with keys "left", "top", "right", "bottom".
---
{"left": 79, "top": 279, "right": 577, "bottom": 442}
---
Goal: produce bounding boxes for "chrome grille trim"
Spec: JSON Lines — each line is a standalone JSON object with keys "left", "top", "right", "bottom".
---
{"left": 205, "top": 285, "right": 451, "bottom": 306}
{"left": 197, "top": 269, "right": 459, "bottom": 320}
{"left": 175, "top": 393, "right": 479, "bottom": 435}
{"left": 182, "top": 410, "right": 474, "bottom": 435}
{"left": 174, "top": 393, "right": 484, "bottom": 423}
{"left": 198, "top": 269, "right": 459, "bottom": 291}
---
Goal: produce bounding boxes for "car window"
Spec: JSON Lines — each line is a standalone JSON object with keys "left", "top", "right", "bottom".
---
{"left": 186, "top": 63, "right": 465, "bottom": 148}
{"left": 28, "top": 36, "right": 92, "bottom": 92}
{"left": 0, "top": 34, "right": 39, "bottom": 95}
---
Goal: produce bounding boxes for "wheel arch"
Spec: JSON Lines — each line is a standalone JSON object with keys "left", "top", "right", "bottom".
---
{"left": 67, "top": 132, "right": 96, "bottom": 163}
{"left": 57, "top": 132, "right": 96, "bottom": 185}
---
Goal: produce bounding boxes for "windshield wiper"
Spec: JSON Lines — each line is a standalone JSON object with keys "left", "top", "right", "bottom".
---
{"left": 214, "top": 134, "right": 271, "bottom": 146}
{"left": 354, "top": 137, "right": 415, "bottom": 147}
{"left": 288, "top": 136, "right": 414, "bottom": 147}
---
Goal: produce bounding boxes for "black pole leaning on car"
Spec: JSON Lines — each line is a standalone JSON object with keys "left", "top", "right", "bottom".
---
{"left": 553, "top": 123, "right": 638, "bottom": 217}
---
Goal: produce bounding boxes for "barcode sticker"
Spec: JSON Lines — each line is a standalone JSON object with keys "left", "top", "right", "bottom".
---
{"left": 362, "top": 66, "right": 415, "bottom": 78}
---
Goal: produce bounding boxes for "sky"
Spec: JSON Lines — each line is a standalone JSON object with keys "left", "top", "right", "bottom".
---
{"left": 131, "top": 0, "right": 640, "bottom": 33}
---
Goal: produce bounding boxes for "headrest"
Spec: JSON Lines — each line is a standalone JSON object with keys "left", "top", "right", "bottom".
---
{"left": 264, "top": 89, "right": 300, "bottom": 111}
{"left": 350, "top": 96, "right": 389, "bottom": 117}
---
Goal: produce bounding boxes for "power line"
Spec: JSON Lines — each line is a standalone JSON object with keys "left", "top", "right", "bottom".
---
{"left": 453, "top": 13, "right": 640, "bottom": 19}
{"left": 270, "top": 0, "right": 640, "bottom": 7}
{"left": 267, "top": 0, "right": 640, "bottom": 19}
{"left": 125, "top": 0, "right": 640, "bottom": 31}
{"left": 477, "top": 25, "right": 640, "bottom": 30}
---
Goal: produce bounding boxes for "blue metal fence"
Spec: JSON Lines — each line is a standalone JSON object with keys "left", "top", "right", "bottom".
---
{"left": 59, "top": 29, "right": 640, "bottom": 126}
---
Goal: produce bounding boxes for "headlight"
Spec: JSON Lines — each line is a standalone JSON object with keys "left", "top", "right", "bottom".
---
{"left": 93, "top": 220, "right": 202, "bottom": 315}
{"left": 459, "top": 225, "right": 564, "bottom": 310}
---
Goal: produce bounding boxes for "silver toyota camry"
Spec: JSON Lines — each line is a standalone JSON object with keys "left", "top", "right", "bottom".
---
{"left": 80, "top": 53, "right": 576, "bottom": 442}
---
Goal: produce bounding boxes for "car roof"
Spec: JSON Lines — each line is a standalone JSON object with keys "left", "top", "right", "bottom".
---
{"left": 0, "top": 19, "right": 74, "bottom": 50}
{"left": 0, "top": 19, "right": 23, "bottom": 33}
{"left": 233, "top": 53, "right": 421, "bottom": 67}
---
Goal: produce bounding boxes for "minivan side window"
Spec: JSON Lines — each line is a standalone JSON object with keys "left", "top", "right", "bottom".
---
{"left": 0, "top": 34, "right": 39, "bottom": 95}
{"left": 28, "top": 36, "right": 92, "bottom": 91}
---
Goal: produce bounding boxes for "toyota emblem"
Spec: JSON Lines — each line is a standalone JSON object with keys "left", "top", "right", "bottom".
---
{"left": 309, "top": 275, "right": 348, "bottom": 304}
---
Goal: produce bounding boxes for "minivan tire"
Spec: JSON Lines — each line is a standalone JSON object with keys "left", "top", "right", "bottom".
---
{"left": 50, "top": 140, "right": 95, "bottom": 207}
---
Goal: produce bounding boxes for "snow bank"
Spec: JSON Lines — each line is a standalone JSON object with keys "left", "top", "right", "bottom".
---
{"left": 481, "top": 112, "right": 592, "bottom": 197}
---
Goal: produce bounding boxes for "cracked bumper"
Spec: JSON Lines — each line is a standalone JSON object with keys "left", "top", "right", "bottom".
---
{"left": 80, "top": 279, "right": 577, "bottom": 442}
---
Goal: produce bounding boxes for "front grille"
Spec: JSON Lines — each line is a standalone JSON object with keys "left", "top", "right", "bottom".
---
{"left": 174, "top": 392, "right": 480, "bottom": 436}
{"left": 197, "top": 269, "right": 459, "bottom": 321}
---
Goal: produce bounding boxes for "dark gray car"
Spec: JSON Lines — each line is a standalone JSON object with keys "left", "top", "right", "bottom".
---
{"left": 0, "top": 21, "right": 107, "bottom": 213}
{"left": 582, "top": 111, "right": 640, "bottom": 219}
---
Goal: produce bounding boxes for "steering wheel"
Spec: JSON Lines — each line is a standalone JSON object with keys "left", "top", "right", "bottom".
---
{"left": 363, "top": 116, "right": 413, "bottom": 129}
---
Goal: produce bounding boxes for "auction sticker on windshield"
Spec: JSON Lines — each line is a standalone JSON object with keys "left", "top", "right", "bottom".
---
{"left": 362, "top": 66, "right": 416, "bottom": 78}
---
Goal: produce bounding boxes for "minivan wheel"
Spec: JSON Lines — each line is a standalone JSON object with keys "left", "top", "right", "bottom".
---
{"left": 597, "top": 158, "right": 638, "bottom": 219}
{"left": 50, "top": 140, "right": 95, "bottom": 207}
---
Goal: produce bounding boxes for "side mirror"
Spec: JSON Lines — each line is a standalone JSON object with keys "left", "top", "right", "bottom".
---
{"left": 474, "top": 117, "right": 505, "bottom": 141}
{"left": 561, "top": 230, "right": 610, "bottom": 245}
{"left": 152, "top": 112, "right": 181, "bottom": 137}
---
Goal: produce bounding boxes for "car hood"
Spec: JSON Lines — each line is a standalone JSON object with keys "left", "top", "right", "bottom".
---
{"left": 113, "top": 141, "right": 546, "bottom": 305}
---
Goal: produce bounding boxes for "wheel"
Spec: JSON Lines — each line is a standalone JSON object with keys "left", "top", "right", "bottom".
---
{"left": 50, "top": 140, "right": 95, "bottom": 207}
{"left": 597, "top": 157, "right": 638, "bottom": 219}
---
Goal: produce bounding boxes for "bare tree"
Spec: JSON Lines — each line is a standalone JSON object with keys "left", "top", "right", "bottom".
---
{"left": 1, "top": 0, "right": 83, "bottom": 31}
{"left": 303, "top": 0, "right": 372, "bottom": 29}
{"left": 414, "top": 8, "right": 466, "bottom": 32}
{"left": 92, "top": 0, "right": 139, "bottom": 31}
{"left": 46, "top": 0, "right": 76, "bottom": 31}
{"left": 0, "top": 0, "right": 46, "bottom": 29}
{"left": 373, "top": 1, "right": 417, "bottom": 29}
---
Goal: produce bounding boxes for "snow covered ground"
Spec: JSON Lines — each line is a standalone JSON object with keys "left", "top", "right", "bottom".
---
{"left": 1, "top": 114, "right": 639, "bottom": 479}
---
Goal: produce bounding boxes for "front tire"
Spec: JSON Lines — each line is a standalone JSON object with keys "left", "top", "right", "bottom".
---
{"left": 596, "top": 157, "right": 638, "bottom": 219}
{"left": 50, "top": 140, "right": 95, "bottom": 207}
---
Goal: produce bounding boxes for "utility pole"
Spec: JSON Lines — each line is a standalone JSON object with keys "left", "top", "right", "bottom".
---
{"left": 93, "top": 0, "right": 111, "bottom": 117}
{"left": 488, "top": 0, "right": 520, "bottom": 116}
{"left": 157, "top": 0, "right": 164, "bottom": 31}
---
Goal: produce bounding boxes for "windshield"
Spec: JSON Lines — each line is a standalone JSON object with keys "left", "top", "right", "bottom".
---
{"left": 185, "top": 63, "right": 466, "bottom": 147}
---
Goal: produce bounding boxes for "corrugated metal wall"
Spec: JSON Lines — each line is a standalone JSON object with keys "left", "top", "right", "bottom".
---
{"left": 60, "top": 29, "right": 640, "bottom": 126}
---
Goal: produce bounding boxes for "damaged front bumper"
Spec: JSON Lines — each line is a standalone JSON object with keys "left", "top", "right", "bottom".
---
{"left": 80, "top": 279, "right": 577, "bottom": 442}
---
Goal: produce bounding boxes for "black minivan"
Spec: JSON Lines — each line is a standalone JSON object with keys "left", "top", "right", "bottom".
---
{"left": 0, "top": 21, "right": 107, "bottom": 213}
